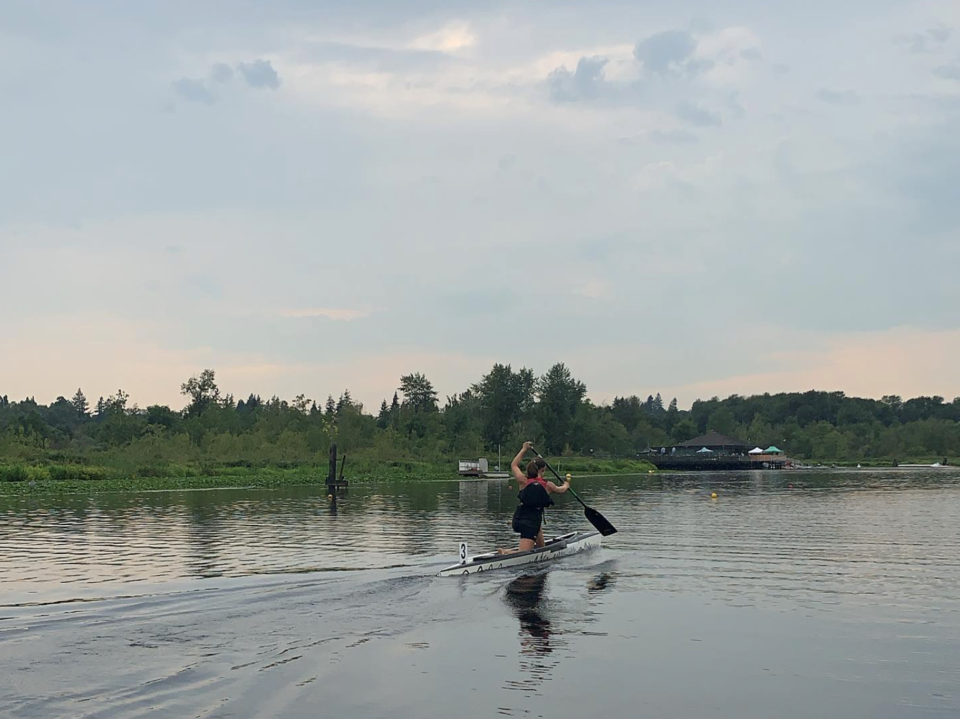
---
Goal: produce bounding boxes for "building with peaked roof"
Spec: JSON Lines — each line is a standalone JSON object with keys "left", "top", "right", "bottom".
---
{"left": 676, "top": 432, "right": 752, "bottom": 451}
{"left": 644, "top": 430, "right": 790, "bottom": 471}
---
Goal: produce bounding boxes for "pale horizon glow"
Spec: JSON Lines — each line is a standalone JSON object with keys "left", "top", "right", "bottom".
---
{"left": 277, "top": 308, "right": 373, "bottom": 321}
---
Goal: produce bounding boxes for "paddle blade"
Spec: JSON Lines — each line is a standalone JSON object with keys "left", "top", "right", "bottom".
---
{"left": 584, "top": 506, "right": 617, "bottom": 536}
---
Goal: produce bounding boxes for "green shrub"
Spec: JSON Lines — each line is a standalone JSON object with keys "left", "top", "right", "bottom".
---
{"left": 0, "top": 464, "right": 29, "bottom": 482}
{"left": 47, "top": 464, "right": 71, "bottom": 481}
{"left": 45, "top": 464, "right": 110, "bottom": 481}
{"left": 135, "top": 465, "right": 166, "bottom": 478}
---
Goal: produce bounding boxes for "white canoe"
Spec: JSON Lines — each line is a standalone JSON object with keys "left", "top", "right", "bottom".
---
{"left": 437, "top": 530, "right": 601, "bottom": 577}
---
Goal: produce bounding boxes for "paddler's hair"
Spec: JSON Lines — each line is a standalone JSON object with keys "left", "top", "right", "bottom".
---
{"left": 526, "top": 458, "right": 546, "bottom": 478}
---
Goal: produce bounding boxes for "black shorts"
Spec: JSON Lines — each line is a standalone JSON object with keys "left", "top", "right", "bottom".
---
{"left": 512, "top": 506, "right": 543, "bottom": 540}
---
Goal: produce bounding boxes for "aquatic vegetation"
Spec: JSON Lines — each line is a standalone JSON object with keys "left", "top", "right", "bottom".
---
{"left": 0, "top": 457, "right": 655, "bottom": 495}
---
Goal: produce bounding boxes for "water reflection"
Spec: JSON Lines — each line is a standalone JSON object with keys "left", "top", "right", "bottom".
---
{"left": 505, "top": 573, "right": 554, "bottom": 652}
{"left": 587, "top": 571, "right": 616, "bottom": 595}
{"left": 501, "top": 568, "right": 620, "bottom": 701}
{"left": 2, "top": 468, "right": 960, "bottom": 608}
{"left": 502, "top": 572, "right": 563, "bottom": 695}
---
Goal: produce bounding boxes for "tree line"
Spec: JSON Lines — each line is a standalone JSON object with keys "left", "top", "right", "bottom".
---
{"left": 2, "top": 363, "right": 959, "bottom": 465}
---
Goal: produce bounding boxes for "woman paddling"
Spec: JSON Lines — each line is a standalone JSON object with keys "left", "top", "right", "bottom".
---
{"left": 499, "top": 441, "right": 570, "bottom": 554}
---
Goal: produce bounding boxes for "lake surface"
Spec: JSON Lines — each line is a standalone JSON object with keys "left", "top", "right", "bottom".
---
{"left": 2, "top": 469, "right": 959, "bottom": 718}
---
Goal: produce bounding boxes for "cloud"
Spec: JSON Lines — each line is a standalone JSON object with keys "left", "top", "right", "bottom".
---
{"left": 928, "top": 26, "right": 952, "bottom": 43}
{"left": 726, "top": 92, "right": 746, "bottom": 119}
{"left": 895, "top": 26, "right": 953, "bottom": 54}
{"left": 409, "top": 22, "right": 476, "bottom": 52}
{"left": 547, "top": 55, "right": 609, "bottom": 101}
{"left": 210, "top": 63, "right": 234, "bottom": 84}
{"left": 676, "top": 100, "right": 721, "bottom": 127}
{"left": 238, "top": 59, "right": 281, "bottom": 89}
{"left": 8, "top": 0, "right": 960, "bottom": 414}
{"left": 630, "top": 153, "right": 723, "bottom": 190}
{"left": 816, "top": 88, "right": 859, "bottom": 105}
{"left": 774, "top": 63, "right": 790, "bottom": 75}
{"left": 871, "top": 119, "right": 960, "bottom": 237}
{"left": 740, "top": 48, "right": 762, "bottom": 61}
{"left": 649, "top": 129, "right": 699, "bottom": 144}
{"left": 661, "top": 327, "right": 960, "bottom": 407}
{"left": 301, "top": 40, "right": 458, "bottom": 71}
{"left": 173, "top": 77, "right": 217, "bottom": 104}
{"left": 277, "top": 308, "right": 372, "bottom": 321}
{"left": 174, "top": 60, "right": 280, "bottom": 104}
{"left": 634, "top": 30, "right": 707, "bottom": 78}
{"left": 173, "top": 64, "right": 236, "bottom": 104}
{"left": 934, "top": 63, "right": 960, "bottom": 81}
{"left": 575, "top": 279, "right": 611, "bottom": 299}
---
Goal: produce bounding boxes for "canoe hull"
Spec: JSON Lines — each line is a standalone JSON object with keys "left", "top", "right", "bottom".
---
{"left": 437, "top": 530, "right": 601, "bottom": 577}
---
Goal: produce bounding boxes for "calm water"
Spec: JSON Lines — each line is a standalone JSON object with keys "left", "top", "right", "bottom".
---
{"left": 1, "top": 469, "right": 959, "bottom": 718}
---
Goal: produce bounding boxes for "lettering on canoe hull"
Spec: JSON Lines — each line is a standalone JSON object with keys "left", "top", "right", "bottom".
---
{"left": 458, "top": 542, "right": 593, "bottom": 574}
{"left": 444, "top": 532, "right": 600, "bottom": 576}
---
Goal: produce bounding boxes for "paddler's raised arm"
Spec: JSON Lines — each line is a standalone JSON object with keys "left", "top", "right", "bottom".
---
{"left": 511, "top": 441, "right": 532, "bottom": 483}
{"left": 547, "top": 476, "right": 570, "bottom": 494}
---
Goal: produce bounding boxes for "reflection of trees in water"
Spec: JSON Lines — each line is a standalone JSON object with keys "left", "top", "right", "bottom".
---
{"left": 183, "top": 490, "right": 229, "bottom": 578}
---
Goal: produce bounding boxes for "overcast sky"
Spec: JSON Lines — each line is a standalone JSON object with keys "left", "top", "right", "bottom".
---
{"left": 2, "top": 0, "right": 959, "bottom": 411}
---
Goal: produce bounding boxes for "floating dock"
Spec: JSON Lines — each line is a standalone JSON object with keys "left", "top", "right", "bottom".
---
{"left": 458, "top": 458, "right": 510, "bottom": 479}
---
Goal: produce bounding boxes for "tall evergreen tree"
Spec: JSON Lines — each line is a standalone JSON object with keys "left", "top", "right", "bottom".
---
{"left": 71, "top": 388, "right": 89, "bottom": 419}
{"left": 337, "top": 390, "right": 353, "bottom": 413}
{"left": 377, "top": 400, "right": 390, "bottom": 429}
{"left": 389, "top": 392, "right": 401, "bottom": 427}
{"left": 325, "top": 395, "right": 336, "bottom": 416}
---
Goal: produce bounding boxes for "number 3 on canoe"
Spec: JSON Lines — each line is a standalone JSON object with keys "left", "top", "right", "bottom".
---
{"left": 459, "top": 542, "right": 468, "bottom": 565}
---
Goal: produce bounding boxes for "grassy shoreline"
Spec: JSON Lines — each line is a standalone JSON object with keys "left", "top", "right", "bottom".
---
{"left": 0, "top": 457, "right": 658, "bottom": 496}
{"left": 1, "top": 455, "right": 952, "bottom": 496}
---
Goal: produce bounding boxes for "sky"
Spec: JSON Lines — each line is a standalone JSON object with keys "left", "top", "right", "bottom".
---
{"left": 2, "top": 0, "right": 959, "bottom": 412}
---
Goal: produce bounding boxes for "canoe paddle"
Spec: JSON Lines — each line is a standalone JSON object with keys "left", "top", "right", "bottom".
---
{"left": 530, "top": 446, "right": 618, "bottom": 536}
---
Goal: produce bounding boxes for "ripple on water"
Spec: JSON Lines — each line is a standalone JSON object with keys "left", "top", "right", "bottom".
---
{"left": 1, "top": 471, "right": 960, "bottom": 610}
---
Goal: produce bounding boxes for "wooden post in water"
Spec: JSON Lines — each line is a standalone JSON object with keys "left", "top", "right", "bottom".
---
{"left": 327, "top": 443, "right": 338, "bottom": 487}
{"left": 326, "top": 443, "right": 349, "bottom": 494}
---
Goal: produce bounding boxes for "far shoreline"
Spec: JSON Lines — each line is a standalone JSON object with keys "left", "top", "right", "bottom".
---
{"left": 1, "top": 457, "right": 954, "bottom": 496}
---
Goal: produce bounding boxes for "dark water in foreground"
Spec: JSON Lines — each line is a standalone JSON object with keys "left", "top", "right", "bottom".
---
{"left": 1, "top": 469, "right": 959, "bottom": 718}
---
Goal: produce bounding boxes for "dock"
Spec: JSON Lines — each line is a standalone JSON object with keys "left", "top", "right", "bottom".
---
{"left": 458, "top": 458, "right": 510, "bottom": 479}
{"left": 645, "top": 431, "right": 792, "bottom": 471}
